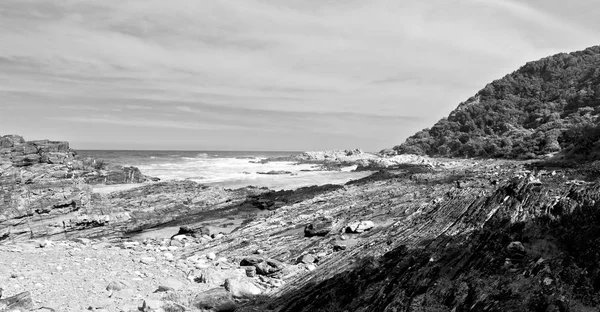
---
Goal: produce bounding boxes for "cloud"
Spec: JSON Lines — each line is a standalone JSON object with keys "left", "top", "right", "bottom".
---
{"left": 0, "top": 0, "right": 598, "bottom": 150}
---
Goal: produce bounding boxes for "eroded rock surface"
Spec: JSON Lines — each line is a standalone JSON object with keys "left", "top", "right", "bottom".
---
{"left": 2, "top": 151, "right": 600, "bottom": 311}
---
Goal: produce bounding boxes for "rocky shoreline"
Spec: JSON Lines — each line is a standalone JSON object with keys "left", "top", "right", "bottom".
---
{"left": 257, "top": 148, "right": 435, "bottom": 172}
{"left": 2, "top": 135, "right": 600, "bottom": 311}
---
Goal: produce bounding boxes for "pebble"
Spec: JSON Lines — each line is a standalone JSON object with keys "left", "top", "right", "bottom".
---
{"left": 140, "top": 257, "right": 156, "bottom": 264}
{"left": 123, "top": 242, "right": 140, "bottom": 249}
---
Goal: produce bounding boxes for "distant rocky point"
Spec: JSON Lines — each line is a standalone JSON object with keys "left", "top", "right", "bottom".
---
{"left": 258, "top": 148, "right": 433, "bottom": 171}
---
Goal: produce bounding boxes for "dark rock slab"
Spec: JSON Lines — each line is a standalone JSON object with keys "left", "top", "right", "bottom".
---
{"left": 304, "top": 217, "right": 333, "bottom": 237}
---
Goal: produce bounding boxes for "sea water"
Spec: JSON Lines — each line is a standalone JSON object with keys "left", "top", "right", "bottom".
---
{"left": 77, "top": 150, "right": 373, "bottom": 190}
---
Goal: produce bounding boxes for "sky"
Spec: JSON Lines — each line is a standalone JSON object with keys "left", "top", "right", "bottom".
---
{"left": 0, "top": 0, "right": 599, "bottom": 151}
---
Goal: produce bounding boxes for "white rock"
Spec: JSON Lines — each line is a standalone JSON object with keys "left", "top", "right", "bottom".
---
{"left": 206, "top": 252, "right": 217, "bottom": 260}
{"left": 224, "top": 278, "right": 263, "bottom": 298}
{"left": 346, "top": 221, "right": 375, "bottom": 233}
{"left": 172, "top": 235, "right": 187, "bottom": 241}
{"left": 216, "top": 257, "right": 228, "bottom": 263}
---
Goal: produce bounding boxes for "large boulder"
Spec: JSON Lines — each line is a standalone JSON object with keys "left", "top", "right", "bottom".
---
{"left": 304, "top": 217, "right": 333, "bottom": 237}
{"left": 176, "top": 225, "right": 210, "bottom": 238}
{"left": 192, "top": 288, "right": 237, "bottom": 312}
{"left": 224, "top": 278, "right": 263, "bottom": 298}
{"left": 197, "top": 268, "right": 246, "bottom": 286}
{"left": 240, "top": 257, "right": 285, "bottom": 276}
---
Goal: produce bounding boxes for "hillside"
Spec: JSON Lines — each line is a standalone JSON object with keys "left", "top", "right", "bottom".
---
{"left": 393, "top": 45, "right": 600, "bottom": 160}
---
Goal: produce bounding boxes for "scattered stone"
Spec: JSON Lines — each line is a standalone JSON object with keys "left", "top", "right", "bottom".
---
{"left": 74, "top": 238, "right": 92, "bottom": 245}
{"left": 240, "top": 257, "right": 285, "bottom": 276}
{"left": 244, "top": 266, "right": 257, "bottom": 278}
{"left": 140, "top": 257, "right": 157, "bottom": 264}
{"left": 192, "top": 288, "right": 237, "bottom": 312}
{"left": 345, "top": 221, "right": 375, "bottom": 233}
{"left": 122, "top": 242, "right": 140, "bottom": 249}
{"left": 176, "top": 225, "right": 210, "bottom": 238}
{"left": 160, "top": 278, "right": 183, "bottom": 291}
{"left": 164, "top": 253, "right": 174, "bottom": 262}
{"left": 211, "top": 233, "right": 225, "bottom": 240}
{"left": 38, "top": 240, "right": 53, "bottom": 248}
{"left": 306, "top": 264, "right": 317, "bottom": 271}
{"left": 304, "top": 218, "right": 333, "bottom": 237}
{"left": 298, "top": 254, "right": 316, "bottom": 264}
{"left": 333, "top": 243, "right": 347, "bottom": 252}
{"left": 507, "top": 241, "right": 526, "bottom": 258}
{"left": 170, "top": 240, "right": 183, "bottom": 248}
{"left": 106, "top": 281, "right": 128, "bottom": 292}
{"left": 216, "top": 257, "right": 228, "bottom": 263}
{"left": 172, "top": 235, "right": 187, "bottom": 242}
{"left": 141, "top": 299, "right": 163, "bottom": 312}
{"left": 206, "top": 252, "right": 217, "bottom": 260}
{"left": 224, "top": 278, "right": 263, "bottom": 298}
{"left": 196, "top": 268, "right": 246, "bottom": 286}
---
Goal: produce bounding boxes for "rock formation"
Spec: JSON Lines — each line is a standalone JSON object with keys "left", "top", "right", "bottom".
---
{"left": 260, "top": 149, "right": 434, "bottom": 171}
{"left": 0, "top": 134, "right": 159, "bottom": 242}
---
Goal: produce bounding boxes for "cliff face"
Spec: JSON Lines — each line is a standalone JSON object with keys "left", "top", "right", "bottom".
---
{"left": 0, "top": 134, "right": 158, "bottom": 241}
{"left": 393, "top": 45, "right": 600, "bottom": 160}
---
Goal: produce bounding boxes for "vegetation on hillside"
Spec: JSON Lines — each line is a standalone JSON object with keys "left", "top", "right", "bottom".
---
{"left": 393, "top": 46, "right": 600, "bottom": 160}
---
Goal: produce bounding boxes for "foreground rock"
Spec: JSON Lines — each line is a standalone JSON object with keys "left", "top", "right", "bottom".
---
{"left": 2, "top": 151, "right": 600, "bottom": 311}
{"left": 0, "top": 291, "right": 33, "bottom": 311}
{"left": 192, "top": 288, "right": 237, "bottom": 312}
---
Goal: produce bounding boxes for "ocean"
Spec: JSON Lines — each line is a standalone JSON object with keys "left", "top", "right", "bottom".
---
{"left": 77, "top": 150, "right": 373, "bottom": 190}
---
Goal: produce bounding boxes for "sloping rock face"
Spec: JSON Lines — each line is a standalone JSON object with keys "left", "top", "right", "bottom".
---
{"left": 123, "top": 158, "right": 591, "bottom": 312}
{"left": 232, "top": 173, "right": 600, "bottom": 311}
{"left": 0, "top": 134, "right": 158, "bottom": 241}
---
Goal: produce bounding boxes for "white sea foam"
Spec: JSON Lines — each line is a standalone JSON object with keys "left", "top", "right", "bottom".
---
{"left": 137, "top": 157, "right": 370, "bottom": 189}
